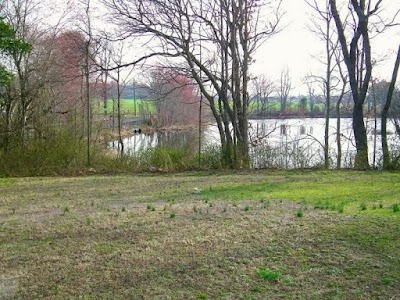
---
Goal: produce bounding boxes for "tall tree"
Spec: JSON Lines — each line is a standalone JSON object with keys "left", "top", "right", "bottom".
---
{"left": 52, "top": 31, "right": 87, "bottom": 131}
{"left": 0, "top": 0, "right": 67, "bottom": 147}
{"left": 0, "top": 17, "right": 31, "bottom": 150}
{"left": 150, "top": 68, "right": 199, "bottom": 128}
{"left": 100, "top": 0, "right": 283, "bottom": 168}
{"left": 307, "top": 0, "right": 344, "bottom": 169}
{"left": 1, "top": 0, "right": 38, "bottom": 143}
{"left": 278, "top": 67, "right": 291, "bottom": 113}
{"left": 329, "top": 0, "right": 380, "bottom": 169}
{"left": 76, "top": 0, "right": 101, "bottom": 166}
{"left": 335, "top": 49, "right": 348, "bottom": 169}
{"left": 381, "top": 45, "right": 400, "bottom": 169}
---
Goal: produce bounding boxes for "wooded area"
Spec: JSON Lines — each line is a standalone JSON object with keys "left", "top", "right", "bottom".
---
{"left": 0, "top": 0, "right": 399, "bottom": 174}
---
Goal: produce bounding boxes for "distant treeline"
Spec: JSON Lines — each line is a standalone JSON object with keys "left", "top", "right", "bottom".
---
{"left": 108, "top": 83, "right": 152, "bottom": 100}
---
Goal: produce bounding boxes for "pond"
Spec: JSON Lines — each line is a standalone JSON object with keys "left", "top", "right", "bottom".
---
{"left": 110, "top": 118, "right": 399, "bottom": 169}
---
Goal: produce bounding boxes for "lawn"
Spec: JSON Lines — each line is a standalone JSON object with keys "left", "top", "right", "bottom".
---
{"left": 0, "top": 171, "right": 399, "bottom": 299}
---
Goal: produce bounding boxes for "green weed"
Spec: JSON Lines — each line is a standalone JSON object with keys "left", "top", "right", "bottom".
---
{"left": 147, "top": 204, "right": 156, "bottom": 211}
{"left": 381, "top": 277, "right": 392, "bottom": 286}
{"left": 196, "top": 292, "right": 207, "bottom": 299}
{"left": 63, "top": 206, "right": 70, "bottom": 215}
{"left": 257, "top": 268, "right": 282, "bottom": 282}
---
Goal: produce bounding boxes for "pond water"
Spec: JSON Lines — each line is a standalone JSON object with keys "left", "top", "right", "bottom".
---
{"left": 110, "top": 118, "right": 399, "bottom": 169}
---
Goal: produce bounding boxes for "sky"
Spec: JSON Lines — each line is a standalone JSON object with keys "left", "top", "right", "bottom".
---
{"left": 49, "top": 0, "right": 400, "bottom": 96}
{"left": 253, "top": 0, "right": 400, "bottom": 95}
{"left": 253, "top": 1, "right": 318, "bottom": 94}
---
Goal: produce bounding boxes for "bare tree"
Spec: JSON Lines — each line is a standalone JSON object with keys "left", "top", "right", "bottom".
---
{"left": 98, "top": 41, "right": 112, "bottom": 116}
{"left": 149, "top": 68, "right": 199, "bottom": 128}
{"left": 334, "top": 49, "right": 349, "bottom": 169}
{"left": 252, "top": 74, "right": 275, "bottom": 116}
{"left": 381, "top": 44, "right": 400, "bottom": 168}
{"left": 83, "top": 0, "right": 93, "bottom": 165}
{"left": 111, "top": 45, "right": 125, "bottom": 157}
{"left": 304, "top": 73, "right": 316, "bottom": 117}
{"left": 278, "top": 67, "right": 291, "bottom": 113}
{"left": 77, "top": 0, "right": 104, "bottom": 166}
{"left": 100, "top": 0, "right": 283, "bottom": 168}
{"left": 329, "top": 0, "right": 398, "bottom": 169}
{"left": 307, "top": 0, "right": 345, "bottom": 169}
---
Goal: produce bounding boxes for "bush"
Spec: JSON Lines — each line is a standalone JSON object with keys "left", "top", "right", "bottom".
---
{"left": 138, "top": 146, "right": 193, "bottom": 171}
{"left": 198, "top": 145, "right": 223, "bottom": 169}
{"left": 0, "top": 132, "right": 87, "bottom": 176}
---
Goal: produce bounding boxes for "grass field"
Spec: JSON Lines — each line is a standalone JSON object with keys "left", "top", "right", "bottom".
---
{"left": 1, "top": 171, "right": 399, "bottom": 299}
{"left": 95, "top": 99, "right": 156, "bottom": 115}
{"left": 96, "top": 99, "right": 326, "bottom": 116}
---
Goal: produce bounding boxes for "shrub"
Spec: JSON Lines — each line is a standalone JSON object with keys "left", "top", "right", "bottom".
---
{"left": 198, "top": 145, "right": 223, "bottom": 169}
{"left": 0, "top": 131, "right": 88, "bottom": 176}
{"left": 139, "top": 146, "right": 192, "bottom": 171}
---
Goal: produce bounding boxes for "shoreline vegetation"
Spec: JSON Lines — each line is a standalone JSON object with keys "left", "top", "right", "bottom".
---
{"left": 1, "top": 171, "right": 399, "bottom": 299}
{"left": 1, "top": 100, "right": 399, "bottom": 178}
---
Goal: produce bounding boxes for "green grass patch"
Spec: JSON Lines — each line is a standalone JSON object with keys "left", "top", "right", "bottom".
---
{"left": 200, "top": 171, "right": 400, "bottom": 216}
{"left": 257, "top": 268, "right": 282, "bottom": 281}
{"left": 96, "top": 99, "right": 156, "bottom": 115}
{"left": 0, "top": 178, "right": 16, "bottom": 187}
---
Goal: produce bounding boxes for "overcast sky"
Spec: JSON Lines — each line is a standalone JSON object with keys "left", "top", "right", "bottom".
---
{"left": 254, "top": 0, "right": 318, "bottom": 94}
{"left": 52, "top": 0, "right": 400, "bottom": 96}
{"left": 253, "top": 0, "right": 400, "bottom": 95}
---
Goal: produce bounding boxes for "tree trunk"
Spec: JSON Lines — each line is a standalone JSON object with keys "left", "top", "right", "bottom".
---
{"left": 381, "top": 45, "right": 400, "bottom": 169}
{"left": 324, "top": 92, "right": 330, "bottom": 169}
{"left": 329, "top": 0, "right": 376, "bottom": 170}
{"left": 117, "top": 71, "right": 124, "bottom": 157}
{"left": 336, "top": 76, "right": 346, "bottom": 170}
{"left": 336, "top": 100, "right": 342, "bottom": 170}
{"left": 85, "top": 49, "right": 91, "bottom": 166}
{"left": 353, "top": 103, "right": 368, "bottom": 169}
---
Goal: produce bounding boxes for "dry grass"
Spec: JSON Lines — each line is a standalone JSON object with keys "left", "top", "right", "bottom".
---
{"left": 0, "top": 171, "right": 399, "bottom": 299}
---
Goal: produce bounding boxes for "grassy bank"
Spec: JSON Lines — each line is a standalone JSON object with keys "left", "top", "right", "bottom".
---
{"left": 0, "top": 171, "right": 399, "bottom": 299}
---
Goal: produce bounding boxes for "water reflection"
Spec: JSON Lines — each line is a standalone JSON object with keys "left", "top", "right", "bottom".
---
{"left": 111, "top": 129, "right": 199, "bottom": 155}
{"left": 111, "top": 118, "right": 399, "bottom": 169}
